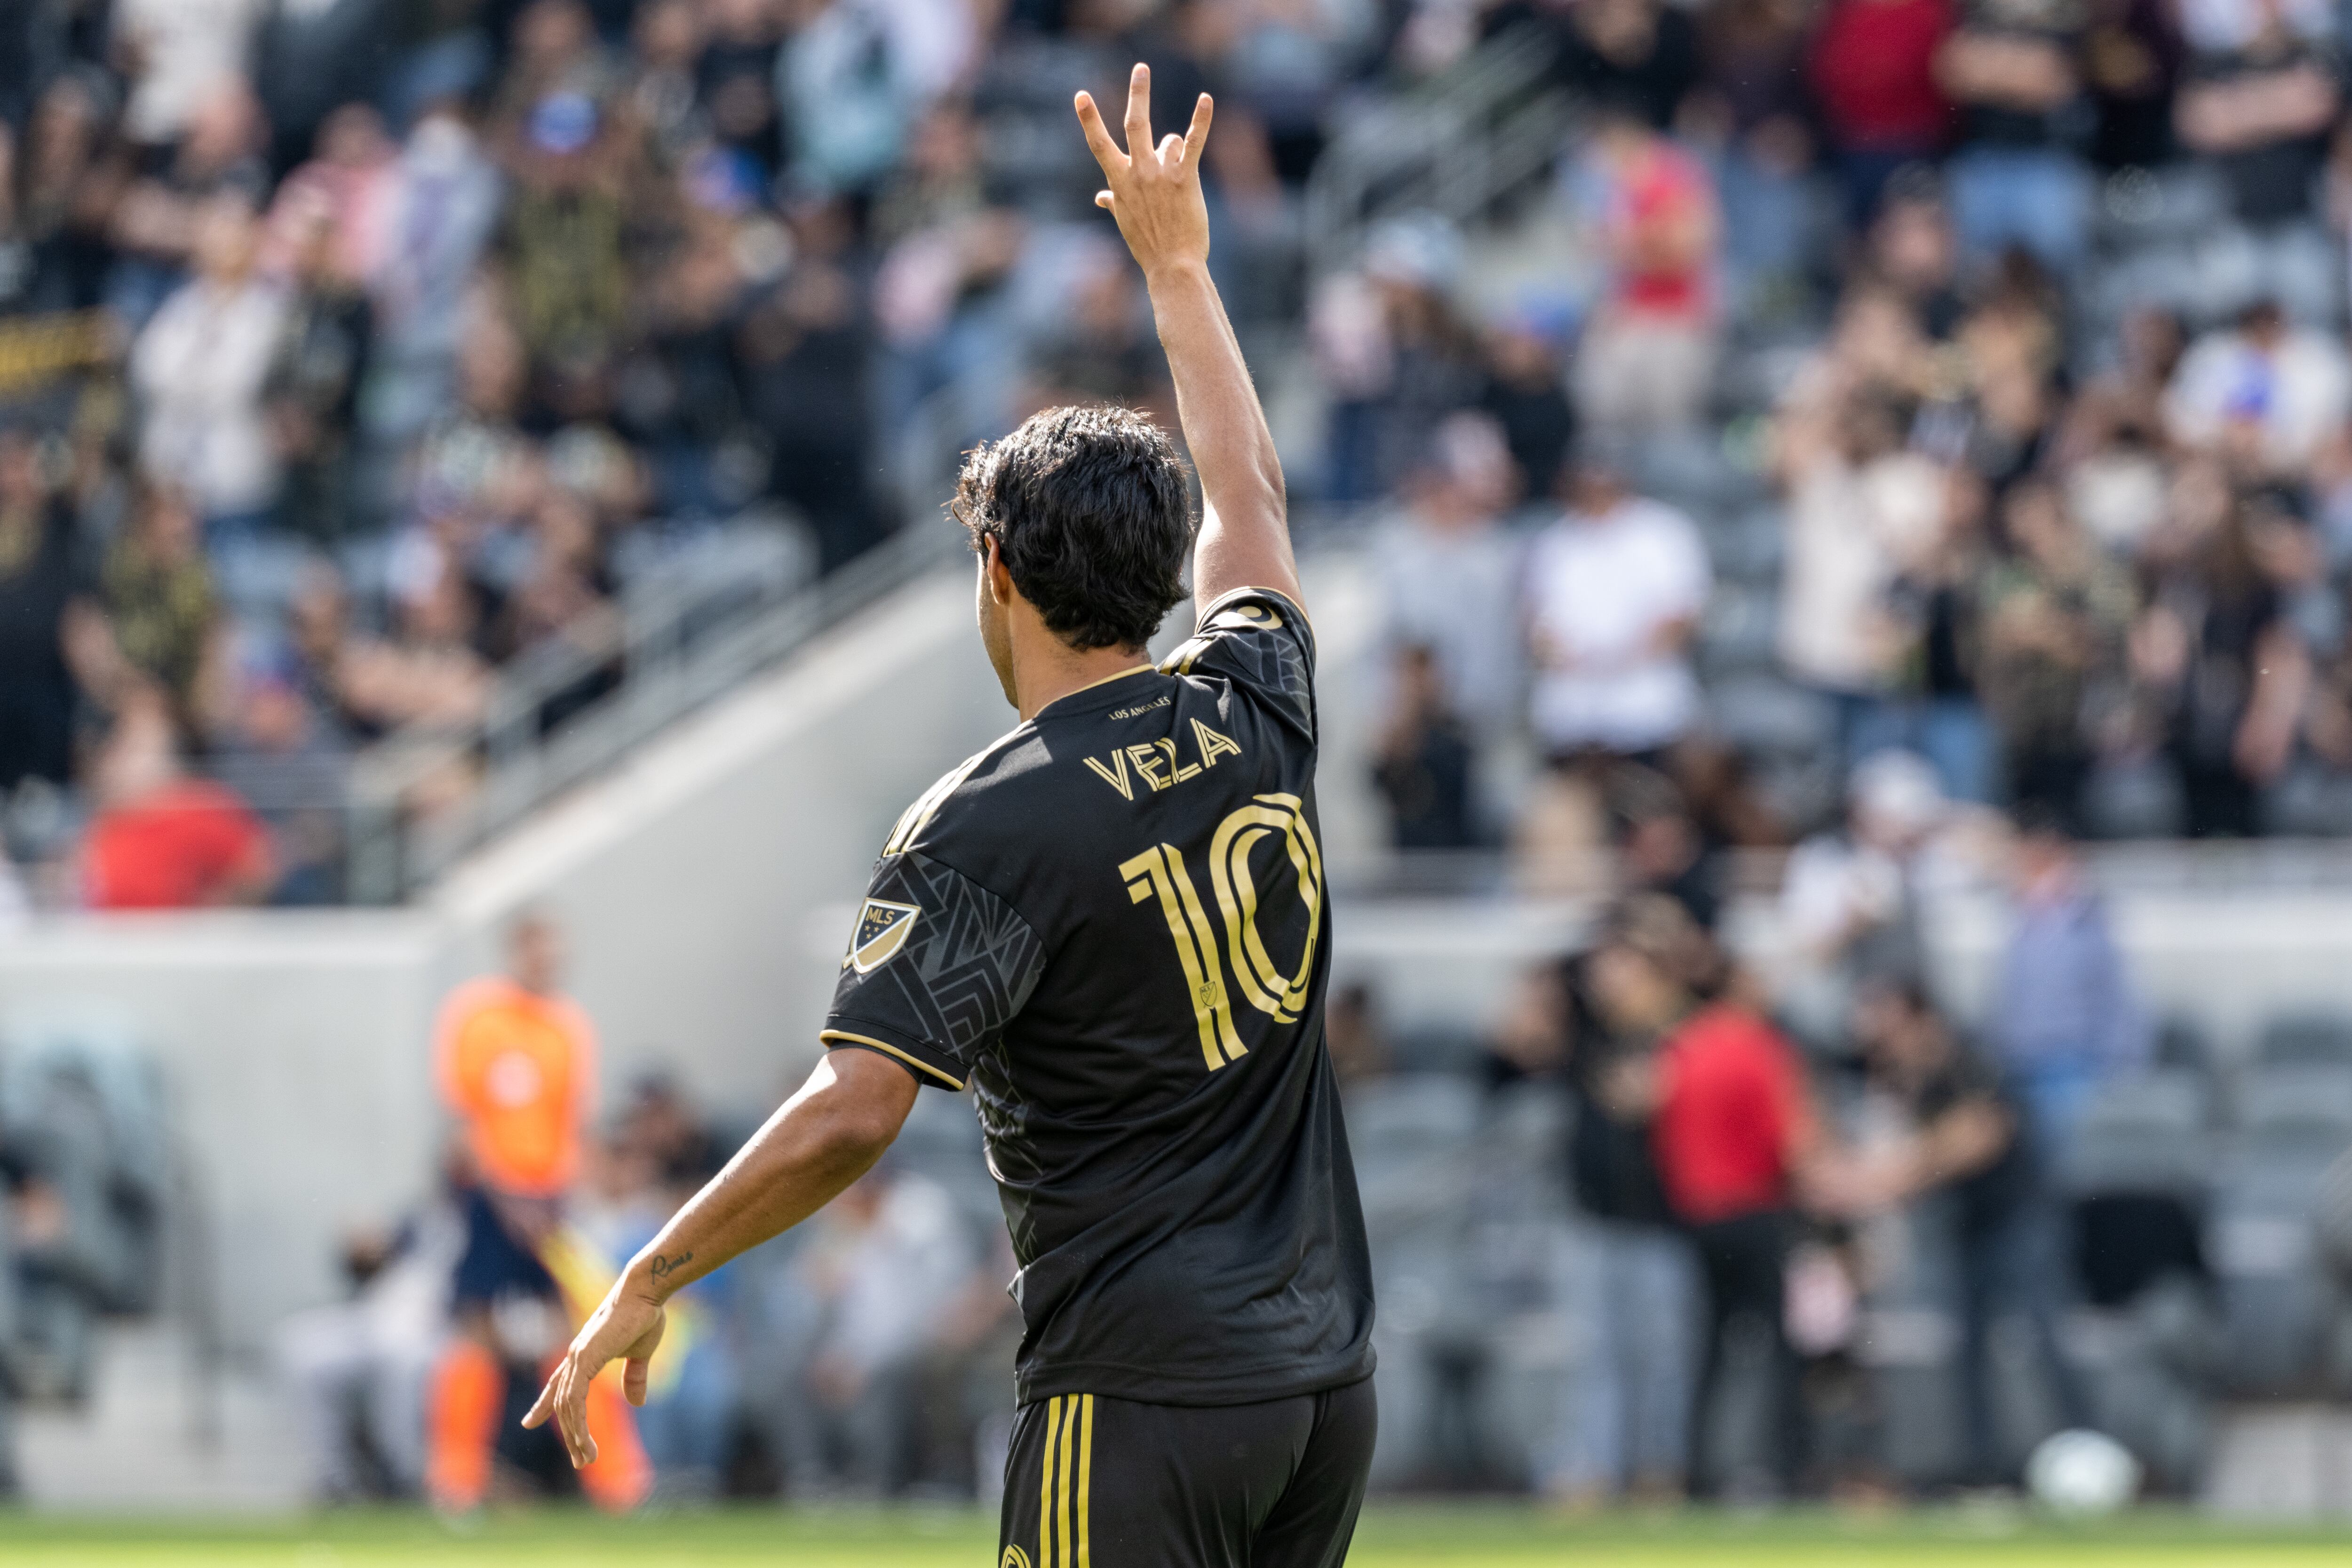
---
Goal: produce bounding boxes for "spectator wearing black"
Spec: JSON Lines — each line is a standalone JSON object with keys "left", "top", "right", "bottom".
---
{"left": 1611, "top": 765, "right": 1725, "bottom": 931}
{"left": 1371, "top": 643, "right": 1479, "bottom": 850}
{"left": 741, "top": 220, "right": 887, "bottom": 573}
{"left": 1503, "top": 0, "right": 1703, "bottom": 131}
{"left": 262, "top": 190, "right": 373, "bottom": 544}
{"left": 1833, "top": 977, "right": 2090, "bottom": 1483}
{"left": 1934, "top": 0, "right": 2098, "bottom": 276}
{"left": 1476, "top": 314, "right": 1576, "bottom": 508}
{"left": 2081, "top": 0, "right": 2180, "bottom": 169}
{"left": 2175, "top": 0, "right": 2339, "bottom": 230}
{"left": 2130, "top": 495, "right": 2304, "bottom": 836}
{"left": 0, "top": 422, "right": 93, "bottom": 793}
{"left": 1513, "top": 939, "right": 1699, "bottom": 1507}
{"left": 1974, "top": 476, "right": 2134, "bottom": 821}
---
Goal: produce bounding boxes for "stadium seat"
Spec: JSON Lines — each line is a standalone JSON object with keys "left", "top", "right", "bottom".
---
{"left": 0, "top": 1030, "right": 171, "bottom": 1403}
{"left": 1697, "top": 588, "right": 1781, "bottom": 682}
{"left": 2253, "top": 1013, "right": 2352, "bottom": 1072}
{"left": 1705, "top": 505, "right": 1788, "bottom": 588}
{"left": 2153, "top": 1016, "right": 2217, "bottom": 1082}
{"left": 2059, "top": 1070, "right": 2214, "bottom": 1203}
{"left": 2209, "top": 1066, "right": 2352, "bottom": 1394}
{"left": 2057, "top": 1070, "right": 2220, "bottom": 1491}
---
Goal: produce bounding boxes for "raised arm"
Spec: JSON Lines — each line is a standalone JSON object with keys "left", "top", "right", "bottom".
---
{"left": 521, "top": 1046, "right": 915, "bottom": 1466}
{"left": 1077, "top": 65, "right": 1301, "bottom": 614}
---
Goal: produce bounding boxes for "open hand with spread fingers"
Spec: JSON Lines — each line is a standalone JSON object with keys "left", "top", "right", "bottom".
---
{"left": 1074, "top": 64, "right": 1213, "bottom": 280}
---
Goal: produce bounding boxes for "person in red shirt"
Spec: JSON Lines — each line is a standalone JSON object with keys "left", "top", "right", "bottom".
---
{"left": 1570, "top": 103, "right": 1722, "bottom": 434}
{"left": 81, "top": 695, "right": 274, "bottom": 910}
{"left": 1808, "top": 0, "right": 1958, "bottom": 222}
{"left": 1590, "top": 895, "right": 1821, "bottom": 1498}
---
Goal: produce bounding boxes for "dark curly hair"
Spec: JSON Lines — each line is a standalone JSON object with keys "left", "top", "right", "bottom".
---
{"left": 950, "top": 404, "right": 1194, "bottom": 652}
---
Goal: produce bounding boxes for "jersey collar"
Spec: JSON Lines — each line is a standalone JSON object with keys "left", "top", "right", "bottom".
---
{"left": 1034, "top": 662, "right": 1159, "bottom": 720}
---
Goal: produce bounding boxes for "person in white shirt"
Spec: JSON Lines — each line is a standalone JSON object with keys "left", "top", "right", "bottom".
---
{"left": 1525, "top": 435, "right": 1712, "bottom": 762}
{"left": 1777, "top": 391, "right": 1944, "bottom": 694}
{"left": 130, "top": 195, "right": 286, "bottom": 533}
{"left": 111, "top": 0, "right": 266, "bottom": 147}
{"left": 2164, "top": 299, "right": 2351, "bottom": 475}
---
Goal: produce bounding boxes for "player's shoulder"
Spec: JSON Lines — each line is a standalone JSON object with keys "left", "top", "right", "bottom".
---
{"left": 1158, "top": 584, "right": 1317, "bottom": 719}
{"left": 877, "top": 723, "right": 1054, "bottom": 864}
{"left": 1176, "top": 584, "right": 1312, "bottom": 653}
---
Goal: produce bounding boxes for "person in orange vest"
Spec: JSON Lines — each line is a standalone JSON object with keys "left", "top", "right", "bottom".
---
{"left": 423, "top": 910, "right": 646, "bottom": 1512}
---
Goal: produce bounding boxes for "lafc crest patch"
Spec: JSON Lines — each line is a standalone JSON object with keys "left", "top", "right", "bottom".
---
{"left": 844, "top": 898, "right": 921, "bottom": 973}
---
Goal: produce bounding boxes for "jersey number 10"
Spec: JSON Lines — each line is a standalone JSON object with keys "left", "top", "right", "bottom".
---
{"left": 1119, "top": 793, "right": 1326, "bottom": 1073}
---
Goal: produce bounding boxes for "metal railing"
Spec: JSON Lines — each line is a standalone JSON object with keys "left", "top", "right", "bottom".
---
{"left": 329, "top": 513, "right": 963, "bottom": 904}
{"left": 1303, "top": 26, "right": 1575, "bottom": 278}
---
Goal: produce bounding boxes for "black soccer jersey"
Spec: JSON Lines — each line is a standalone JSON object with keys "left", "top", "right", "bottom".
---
{"left": 821, "top": 585, "right": 1376, "bottom": 1408}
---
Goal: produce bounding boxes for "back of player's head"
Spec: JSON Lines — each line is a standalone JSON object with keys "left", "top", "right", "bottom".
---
{"left": 951, "top": 403, "right": 1194, "bottom": 652}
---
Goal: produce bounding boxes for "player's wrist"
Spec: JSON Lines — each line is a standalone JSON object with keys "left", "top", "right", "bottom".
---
{"left": 625, "top": 1246, "right": 693, "bottom": 1304}
{"left": 1142, "top": 255, "right": 1213, "bottom": 291}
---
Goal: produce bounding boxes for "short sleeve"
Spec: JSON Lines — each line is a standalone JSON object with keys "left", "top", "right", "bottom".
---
{"left": 822, "top": 850, "right": 1048, "bottom": 1091}
{"left": 1658, "top": 509, "right": 1712, "bottom": 617}
{"left": 1159, "top": 586, "right": 1318, "bottom": 742}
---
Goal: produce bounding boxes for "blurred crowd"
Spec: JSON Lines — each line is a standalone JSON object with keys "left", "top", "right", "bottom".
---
{"left": 1356, "top": 0, "right": 2352, "bottom": 855}
{"left": 0, "top": 0, "right": 1316, "bottom": 913}
{"left": 8, "top": 0, "right": 2352, "bottom": 917}
{"left": 1329, "top": 805, "right": 2275, "bottom": 1504}
{"left": 267, "top": 912, "right": 1018, "bottom": 1507}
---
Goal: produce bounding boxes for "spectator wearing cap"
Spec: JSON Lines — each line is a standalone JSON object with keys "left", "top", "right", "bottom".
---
{"left": 1525, "top": 434, "right": 1713, "bottom": 769}
{"left": 1990, "top": 806, "right": 2149, "bottom": 1152}
{"left": 1778, "top": 749, "right": 1949, "bottom": 1045}
{"left": 497, "top": 89, "right": 630, "bottom": 386}
{"left": 1376, "top": 411, "right": 1526, "bottom": 742}
{"left": 1309, "top": 213, "right": 1480, "bottom": 504}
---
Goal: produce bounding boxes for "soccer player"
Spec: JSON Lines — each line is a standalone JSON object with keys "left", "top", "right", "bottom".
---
{"left": 525, "top": 64, "right": 1376, "bottom": 1564}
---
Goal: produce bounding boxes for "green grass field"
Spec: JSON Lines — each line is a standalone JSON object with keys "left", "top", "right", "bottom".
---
{"left": 7, "top": 1506, "right": 2352, "bottom": 1567}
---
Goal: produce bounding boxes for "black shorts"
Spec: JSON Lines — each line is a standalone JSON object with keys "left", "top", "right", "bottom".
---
{"left": 998, "top": 1378, "right": 1376, "bottom": 1568}
{"left": 450, "top": 1187, "right": 560, "bottom": 1311}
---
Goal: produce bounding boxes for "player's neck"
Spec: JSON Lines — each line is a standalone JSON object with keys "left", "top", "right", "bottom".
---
{"left": 1009, "top": 627, "right": 1152, "bottom": 723}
